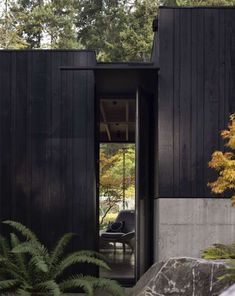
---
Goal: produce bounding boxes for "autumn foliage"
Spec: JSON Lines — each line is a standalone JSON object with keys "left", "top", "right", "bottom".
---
{"left": 208, "top": 114, "right": 235, "bottom": 205}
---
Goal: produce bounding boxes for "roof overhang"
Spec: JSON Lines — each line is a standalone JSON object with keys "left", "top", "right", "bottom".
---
{"left": 61, "top": 62, "right": 159, "bottom": 96}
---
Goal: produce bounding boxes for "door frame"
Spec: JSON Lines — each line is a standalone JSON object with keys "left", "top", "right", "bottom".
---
{"left": 97, "top": 91, "right": 155, "bottom": 285}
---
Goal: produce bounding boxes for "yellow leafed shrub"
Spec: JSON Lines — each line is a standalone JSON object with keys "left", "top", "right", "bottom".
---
{"left": 208, "top": 114, "right": 235, "bottom": 205}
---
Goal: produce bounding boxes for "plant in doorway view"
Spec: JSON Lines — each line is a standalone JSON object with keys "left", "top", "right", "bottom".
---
{"left": 207, "top": 113, "right": 235, "bottom": 205}
{"left": 0, "top": 220, "right": 124, "bottom": 296}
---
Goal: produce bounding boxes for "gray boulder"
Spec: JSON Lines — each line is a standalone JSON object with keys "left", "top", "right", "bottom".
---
{"left": 130, "top": 257, "right": 231, "bottom": 296}
{"left": 220, "top": 284, "right": 235, "bottom": 296}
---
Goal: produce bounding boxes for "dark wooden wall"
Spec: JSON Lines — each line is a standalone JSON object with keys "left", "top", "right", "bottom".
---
{"left": 0, "top": 51, "right": 97, "bottom": 256}
{"left": 157, "top": 7, "right": 235, "bottom": 197}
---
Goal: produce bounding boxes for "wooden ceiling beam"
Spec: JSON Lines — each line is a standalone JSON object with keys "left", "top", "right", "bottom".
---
{"left": 100, "top": 102, "right": 111, "bottom": 141}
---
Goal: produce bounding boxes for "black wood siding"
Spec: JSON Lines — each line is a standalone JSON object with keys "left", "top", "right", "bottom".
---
{"left": 0, "top": 51, "right": 97, "bottom": 256}
{"left": 157, "top": 8, "right": 235, "bottom": 197}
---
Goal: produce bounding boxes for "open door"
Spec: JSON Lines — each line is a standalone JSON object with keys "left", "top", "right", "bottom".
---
{"left": 136, "top": 88, "right": 152, "bottom": 279}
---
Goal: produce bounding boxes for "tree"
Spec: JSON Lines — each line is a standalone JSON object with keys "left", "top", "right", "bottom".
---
{"left": 208, "top": 114, "right": 235, "bottom": 205}
{"left": 0, "top": 0, "right": 28, "bottom": 48}
{"left": 2, "top": 0, "right": 235, "bottom": 54}
{"left": 10, "top": 0, "right": 46, "bottom": 48}
{"left": 99, "top": 144, "right": 135, "bottom": 228}
{"left": 42, "top": 0, "right": 81, "bottom": 49}
{"left": 99, "top": 150, "right": 123, "bottom": 226}
{"left": 8, "top": 0, "right": 81, "bottom": 49}
{"left": 76, "top": 0, "right": 158, "bottom": 61}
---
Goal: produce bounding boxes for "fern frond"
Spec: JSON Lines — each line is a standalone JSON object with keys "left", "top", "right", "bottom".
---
{"left": 0, "top": 221, "right": 121, "bottom": 296}
{"left": 10, "top": 233, "right": 29, "bottom": 281}
{"left": 0, "top": 279, "right": 19, "bottom": 290}
{"left": 3, "top": 221, "right": 37, "bottom": 241}
{"left": 35, "top": 280, "right": 61, "bottom": 296}
{"left": 12, "top": 240, "right": 49, "bottom": 269}
{"left": 0, "top": 255, "right": 8, "bottom": 263}
{"left": 82, "top": 276, "right": 125, "bottom": 296}
{"left": 50, "top": 233, "right": 76, "bottom": 267}
{"left": 16, "top": 288, "right": 32, "bottom": 296}
{"left": 0, "top": 234, "right": 10, "bottom": 258}
{"left": 28, "top": 255, "right": 48, "bottom": 273}
{"left": 0, "top": 266, "right": 28, "bottom": 283}
{"left": 55, "top": 253, "right": 110, "bottom": 278}
{"left": 202, "top": 244, "right": 235, "bottom": 260}
{"left": 0, "top": 255, "right": 27, "bottom": 281}
{"left": 59, "top": 276, "right": 94, "bottom": 295}
{"left": 12, "top": 238, "right": 49, "bottom": 262}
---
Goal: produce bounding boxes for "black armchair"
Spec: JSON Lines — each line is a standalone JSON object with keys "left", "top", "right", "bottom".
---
{"left": 100, "top": 210, "right": 135, "bottom": 253}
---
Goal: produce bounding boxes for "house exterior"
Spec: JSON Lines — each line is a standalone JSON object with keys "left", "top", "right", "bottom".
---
{"left": 0, "top": 6, "right": 234, "bottom": 282}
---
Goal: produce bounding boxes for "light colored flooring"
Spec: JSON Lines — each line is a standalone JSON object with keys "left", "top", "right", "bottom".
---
{"left": 99, "top": 244, "right": 135, "bottom": 279}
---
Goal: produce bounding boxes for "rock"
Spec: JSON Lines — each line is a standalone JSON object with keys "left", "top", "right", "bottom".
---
{"left": 220, "top": 284, "right": 235, "bottom": 296}
{"left": 130, "top": 257, "right": 232, "bottom": 296}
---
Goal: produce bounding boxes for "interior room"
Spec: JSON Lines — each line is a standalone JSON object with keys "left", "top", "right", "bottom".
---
{"left": 99, "top": 98, "right": 136, "bottom": 285}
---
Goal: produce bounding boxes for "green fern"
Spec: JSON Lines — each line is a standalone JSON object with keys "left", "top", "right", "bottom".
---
{"left": 35, "top": 280, "right": 61, "bottom": 296}
{"left": 0, "top": 220, "right": 125, "bottom": 296}
{"left": 50, "top": 233, "right": 75, "bottom": 267}
{"left": 217, "top": 259, "right": 235, "bottom": 282}
{"left": 0, "top": 279, "right": 19, "bottom": 289}
{"left": 59, "top": 276, "right": 94, "bottom": 295}
{"left": 202, "top": 242, "right": 235, "bottom": 284}
{"left": 202, "top": 243, "right": 235, "bottom": 259}
{"left": 0, "top": 234, "right": 10, "bottom": 258}
{"left": 3, "top": 221, "right": 37, "bottom": 241}
{"left": 54, "top": 252, "right": 110, "bottom": 278}
{"left": 82, "top": 276, "right": 125, "bottom": 296}
{"left": 59, "top": 275, "right": 124, "bottom": 296}
{"left": 16, "top": 288, "right": 32, "bottom": 296}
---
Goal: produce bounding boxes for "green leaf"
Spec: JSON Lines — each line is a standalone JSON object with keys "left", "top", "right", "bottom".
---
{"left": 0, "top": 279, "right": 19, "bottom": 290}
{"left": 16, "top": 288, "right": 32, "bottom": 296}
{"left": 87, "top": 276, "right": 125, "bottom": 296}
{"left": 65, "top": 276, "right": 125, "bottom": 296}
{"left": 12, "top": 240, "right": 49, "bottom": 264}
{"left": 50, "top": 233, "right": 76, "bottom": 267}
{"left": 55, "top": 253, "right": 110, "bottom": 278}
{"left": 0, "top": 257, "right": 26, "bottom": 281}
{"left": 10, "top": 233, "right": 29, "bottom": 281}
{"left": 28, "top": 255, "right": 48, "bottom": 273}
{"left": 3, "top": 220, "right": 37, "bottom": 241}
{"left": 59, "top": 276, "right": 94, "bottom": 295}
{"left": 35, "top": 280, "right": 61, "bottom": 296}
{"left": 202, "top": 244, "right": 235, "bottom": 259}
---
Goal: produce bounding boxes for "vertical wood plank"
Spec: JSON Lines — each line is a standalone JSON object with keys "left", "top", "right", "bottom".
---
{"left": 204, "top": 9, "right": 220, "bottom": 196}
{"left": 218, "top": 9, "right": 226, "bottom": 151}
{"left": 12, "top": 52, "right": 30, "bottom": 225}
{"left": 173, "top": 9, "right": 180, "bottom": 197}
{"left": 30, "top": 51, "right": 48, "bottom": 240}
{"left": 179, "top": 9, "right": 192, "bottom": 197}
{"left": 226, "top": 9, "right": 235, "bottom": 115}
{"left": 195, "top": 9, "right": 206, "bottom": 197}
{"left": 0, "top": 52, "right": 12, "bottom": 223}
{"left": 158, "top": 8, "right": 174, "bottom": 197}
{"left": 191, "top": 9, "right": 199, "bottom": 197}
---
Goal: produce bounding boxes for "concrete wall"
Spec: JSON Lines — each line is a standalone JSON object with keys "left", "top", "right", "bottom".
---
{"left": 154, "top": 198, "right": 235, "bottom": 262}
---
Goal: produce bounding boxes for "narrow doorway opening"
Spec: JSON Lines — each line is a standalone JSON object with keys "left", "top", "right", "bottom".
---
{"left": 99, "top": 98, "right": 136, "bottom": 284}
